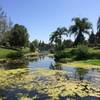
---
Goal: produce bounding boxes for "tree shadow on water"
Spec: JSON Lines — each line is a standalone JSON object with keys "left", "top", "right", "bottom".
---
{"left": 0, "top": 88, "right": 50, "bottom": 100}
{"left": 0, "top": 88, "right": 100, "bottom": 100}
{"left": 59, "top": 95, "right": 100, "bottom": 100}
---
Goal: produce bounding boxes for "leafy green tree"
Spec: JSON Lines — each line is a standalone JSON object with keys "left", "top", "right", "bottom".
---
{"left": 88, "top": 30, "right": 96, "bottom": 46}
{"left": 49, "top": 27, "right": 67, "bottom": 51}
{"left": 38, "top": 41, "right": 45, "bottom": 51}
{"left": 8, "top": 24, "right": 29, "bottom": 48}
{"left": 32, "top": 39, "right": 39, "bottom": 48}
{"left": 69, "top": 17, "right": 92, "bottom": 45}
{"left": 30, "top": 42, "right": 35, "bottom": 52}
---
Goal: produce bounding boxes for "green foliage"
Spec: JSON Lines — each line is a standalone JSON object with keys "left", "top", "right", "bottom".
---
{"left": 49, "top": 27, "right": 67, "bottom": 51}
{"left": 74, "top": 33, "right": 85, "bottom": 45}
{"left": 8, "top": 24, "right": 29, "bottom": 48}
{"left": 83, "top": 59, "right": 100, "bottom": 66}
{"left": 74, "top": 45, "right": 89, "bottom": 60}
{"left": 54, "top": 51, "right": 70, "bottom": 61}
{"left": 0, "top": 48, "right": 16, "bottom": 58}
{"left": 54, "top": 45, "right": 90, "bottom": 61}
{"left": 88, "top": 31, "right": 96, "bottom": 46}
{"left": 21, "top": 47, "right": 30, "bottom": 54}
{"left": 49, "top": 49, "right": 54, "bottom": 53}
{"left": 7, "top": 51, "right": 23, "bottom": 59}
{"left": 69, "top": 17, "right": 92, "bottom": 46}
{"left": 32, "top": 39, "right": 39, "bottom": 48}
{"left": 30, "top": 43, "right": 35, "bottom": 52}
{"left": 62, "top": 39, "right": 73, "bottom": 48}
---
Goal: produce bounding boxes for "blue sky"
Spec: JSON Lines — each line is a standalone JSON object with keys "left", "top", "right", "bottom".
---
{"left": 0, "top": 0, "right": 100, "bottom": 42}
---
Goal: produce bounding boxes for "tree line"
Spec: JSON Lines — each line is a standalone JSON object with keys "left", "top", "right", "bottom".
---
{"left": 49, "top": 17, "right": 100, "bottom": 51}
{"left": 0, "top": 8, "right": 29, "bottom": 49}
{"left": 0, "top": 7, "right": 52, "bottom": 52}
{"left": 0, "top": 7, "right": 100, "bottom": 52}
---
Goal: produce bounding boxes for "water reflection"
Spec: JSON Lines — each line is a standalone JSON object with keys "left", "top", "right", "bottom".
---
{"left": 49, "top": 63, "right": 63, "bottom": 70}
{"left": 74, "top": 68, "right": 88, "bottom": 80}
{"left": 0, "top": 62, "right": 27, "bottom": 70}
{"left": 0, "top": 55, "right": 100, "bottom": 83}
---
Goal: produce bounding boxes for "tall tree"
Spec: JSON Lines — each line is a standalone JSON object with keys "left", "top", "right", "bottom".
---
{"left": 32, "top": 39, "right": 39, "bottom": 48}
{"left": 8, "top": 24, "right": 29, "bottom": 48}
{"left": 69, "top": 17, "right": 92, "bottom": 45}
{"left": 49, "top": 27, "right": 67, "bottom": 51}
{"left": 88, "top": 30, "right": 96, "bottom": 46}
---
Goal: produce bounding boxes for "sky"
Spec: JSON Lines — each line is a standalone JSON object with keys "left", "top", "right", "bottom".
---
{"left": 0, "top": 0, "right": 100, "bottom": 42}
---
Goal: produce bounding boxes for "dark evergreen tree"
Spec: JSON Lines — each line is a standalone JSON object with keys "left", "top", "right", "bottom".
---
{"left": 8, "top": 24, "right": 29, "bottom": 48}
{"left": 88, "top": 30, "right": 96, "bottom": 46}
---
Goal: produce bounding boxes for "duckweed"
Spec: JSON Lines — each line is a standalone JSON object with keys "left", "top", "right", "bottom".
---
{"left": 0, "top": 68, "right": 99, "bottom": 99}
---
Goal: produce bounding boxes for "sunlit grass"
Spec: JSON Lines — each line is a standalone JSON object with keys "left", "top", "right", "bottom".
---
{"left": 0, "top": 48, "right": 16, "bottom": 58}
{"left": 62, "top": 59, "right": 100, "bottom": 69}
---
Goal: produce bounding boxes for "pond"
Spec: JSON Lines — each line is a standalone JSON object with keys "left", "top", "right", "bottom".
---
{"left": 0, "top": 55, "right": 100, "bottom": 84}
{"left": 27, "top": 56, "right": 100, "bottom": 84}
{"left": 0, "top": 55, "right": 100, "bottom": 99}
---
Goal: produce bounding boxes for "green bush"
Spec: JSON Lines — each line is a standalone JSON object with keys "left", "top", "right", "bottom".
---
{"left": 74, "top": 45, "right": 89, "bottom": 60}
{"left": 49, "top": 49, "right": 54, "bottom": 54}
{"left": 54, "top": 45, "right": 90, "bottom": 61}
{"left": 54, "top": 51, "right": 67, "bottom": 61}
{"left": 7, "top": 51, "right": 23, "bottom": 59}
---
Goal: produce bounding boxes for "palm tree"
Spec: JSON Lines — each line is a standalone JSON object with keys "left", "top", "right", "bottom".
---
{"left": 69, "top": 17, "right": 92, "bottom": 45}
{"left": 49, "top": 27, "right": 67, "bottom": 50}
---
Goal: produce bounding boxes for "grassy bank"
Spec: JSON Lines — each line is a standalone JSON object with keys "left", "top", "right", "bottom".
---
{"left": 0, "top": 47, "right": 30, "bottom": 59}
{"left": 62, "top": 59, "right": 100, "bottom": 69}
{"left": 0, "top": 48, "right": 16, "bottom": 59}
{"left": 0, "top": 68, "right": 100, "bottom": 99}
{"left": 56, "top": 47, "right": 100, "bottom": 67}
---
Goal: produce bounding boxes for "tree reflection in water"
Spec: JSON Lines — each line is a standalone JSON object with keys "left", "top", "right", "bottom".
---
{"left": 75, "top": 68, "right": 88, "bottom": 80}
{"left": 49, "top": 63, "right": 63, "bottom": 70}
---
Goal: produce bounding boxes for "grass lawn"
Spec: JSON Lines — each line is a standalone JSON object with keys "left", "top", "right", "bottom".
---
{"left": 0, "top": 48, "right": 17, "bottom": 59}
{"left": 0, "top": 47, "right": 30, "bottom": 59}
{"left": 82, "top": 59, "right": 100, "bottom": 66}
{"left": 62, "top": 59, "right": 100, "bottom": 69}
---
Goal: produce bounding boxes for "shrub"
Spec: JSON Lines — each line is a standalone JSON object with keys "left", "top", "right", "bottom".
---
{"left": 74, "top": 45, "right": 89, "bottom": 60}
{"left": 7, "top": 51, "right": 23, "bottom": 59}
{"left": 54, "top": 51, "right": 67, "bottom": 61}
{"left": 49, "top": 49, "right": 54, "bottom": 54}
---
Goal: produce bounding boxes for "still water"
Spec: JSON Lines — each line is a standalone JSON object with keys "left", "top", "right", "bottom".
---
{"left": 27, "top": 56, "right": 100, "bottom": 84}
{"left": 0, "top": 55, "right": 100, "bottom": 100}
{"left": 1, "top": 55, "right": 100, "bottom": 84}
